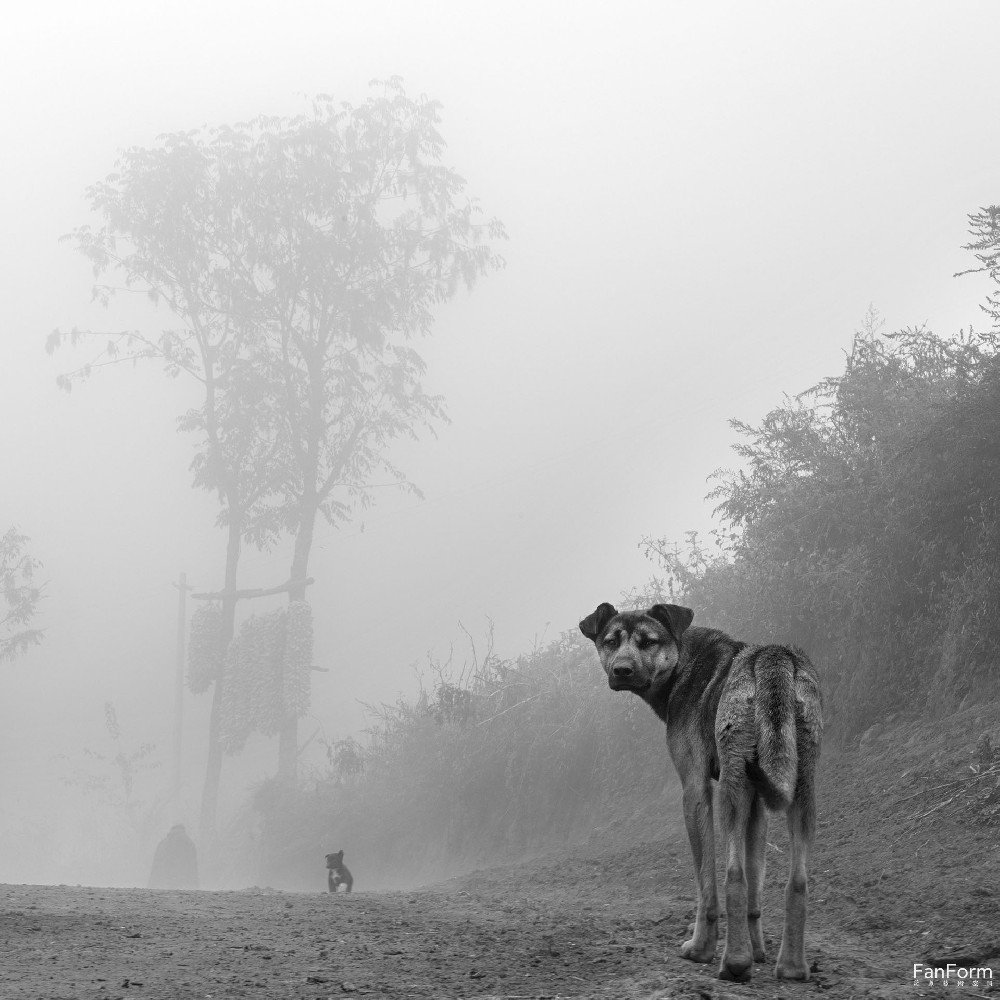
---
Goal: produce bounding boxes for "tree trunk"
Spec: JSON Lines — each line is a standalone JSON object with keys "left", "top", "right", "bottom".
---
{"left": 199, "top": 509, "right": 241, "bottom": 857}
{"left": 277, "top": 502, "right": 318, "bottom": 784}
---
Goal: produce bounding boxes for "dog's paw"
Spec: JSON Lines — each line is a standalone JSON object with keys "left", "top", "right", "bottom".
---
{"left": 774, "top": 962, "right": 809, "bottom": 983}
{"left": 680, "top": 937, "right": 716, "bottom": 964}
{"left": 718, "top": 951, "right": 753, "bottom": 982}
{"left": 775, "top": 952, "right": 810, "bottom": 981}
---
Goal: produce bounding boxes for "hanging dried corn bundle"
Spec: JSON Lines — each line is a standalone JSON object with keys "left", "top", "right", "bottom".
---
{"left": 282, "top": 600, "right": 314, "bottom": 719}
{"left": 217, "top": 615, "right": 259, "bottom": 753}
{"left": 187, "top": 603, "right": 223, "bottom": 693}
{"left": 252, "top": 609, "right": 288, "bottom": 736}
{"left": 217, "top": 604, "right": 311, "bottom": 753}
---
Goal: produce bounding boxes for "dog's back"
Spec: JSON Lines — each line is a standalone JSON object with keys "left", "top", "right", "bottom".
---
{"left": 716, "top": 643, "right": 822, "bottom": 813}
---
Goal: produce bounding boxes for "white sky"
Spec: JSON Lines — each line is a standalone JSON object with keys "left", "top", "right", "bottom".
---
{"left": 1, "top": 1, "right": 998, "bottom": 865}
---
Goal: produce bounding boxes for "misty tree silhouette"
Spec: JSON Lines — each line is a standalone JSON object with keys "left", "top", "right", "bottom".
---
{"left": 50, "top": 79, "right": 505, "bottom": 856}
{"left": 0, "top": 527, "right": 43, "bottom": 662}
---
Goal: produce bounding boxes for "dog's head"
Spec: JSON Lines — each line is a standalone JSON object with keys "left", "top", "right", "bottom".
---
{"left": 325, "top": 851, "right": 344, "bottom": 869}
{"left": 579, "top": 602, "right": 693, "bottom": 696}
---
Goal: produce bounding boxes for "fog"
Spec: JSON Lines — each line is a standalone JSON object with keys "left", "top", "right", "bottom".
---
{"left": 1, "top": 1, "right": 997, "bottom": 887}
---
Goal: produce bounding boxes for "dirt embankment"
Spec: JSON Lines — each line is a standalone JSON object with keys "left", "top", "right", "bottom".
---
{"left": 3, "top": 703, "right": 999, "bottom": 999}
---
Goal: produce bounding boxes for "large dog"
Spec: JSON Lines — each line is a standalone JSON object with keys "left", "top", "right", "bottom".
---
{"left": 579, "top": 602, "right": 822, "bottom": 982}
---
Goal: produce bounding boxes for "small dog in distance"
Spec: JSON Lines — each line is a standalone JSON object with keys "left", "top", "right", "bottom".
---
{"left": 325, "top": 850, "right": 353, "bottom": 893}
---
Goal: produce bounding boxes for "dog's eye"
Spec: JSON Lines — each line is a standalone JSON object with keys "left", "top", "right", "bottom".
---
{"left": 634, "top": 633, "right": 657, "bottom": 649}
{"left": 602, "top": 632, "right": 620, "bottom": 647}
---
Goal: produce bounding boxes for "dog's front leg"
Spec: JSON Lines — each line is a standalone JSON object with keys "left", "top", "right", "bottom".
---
{"left": 680, "top": 779, "right": 718, "bottom": 963}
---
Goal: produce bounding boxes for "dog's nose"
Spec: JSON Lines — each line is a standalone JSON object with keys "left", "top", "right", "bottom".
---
{"left": 612, "top": 663, "right": 634, "bottom": 678}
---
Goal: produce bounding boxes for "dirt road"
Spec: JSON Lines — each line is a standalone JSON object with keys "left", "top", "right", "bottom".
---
{"left": 3, "top": 837, "right": 992, "bottom": 1000}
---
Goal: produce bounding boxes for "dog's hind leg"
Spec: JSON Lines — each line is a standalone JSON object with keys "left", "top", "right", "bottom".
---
{"left": 775, "top": 788, "right": 815, "bottom": 980}
{"left": 717, "top": 777, "right": 755, "bottom": 982}
{"left": 745, "top": 792, "right": 768, "bottom": 963}
{"left": 679, "top": 778, "right": 718, "bottom": 963}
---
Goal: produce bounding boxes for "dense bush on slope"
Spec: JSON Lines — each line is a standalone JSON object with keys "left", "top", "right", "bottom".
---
{"left": 645, "top": 318, "right": 1000, "bottom": 738}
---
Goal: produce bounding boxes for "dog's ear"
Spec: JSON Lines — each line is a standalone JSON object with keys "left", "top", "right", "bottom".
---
{"left": 579, "top": 602, "right": 618, "bottom": 642}
{"left": 647, "top": 604, "right": 694, "bottom": 643}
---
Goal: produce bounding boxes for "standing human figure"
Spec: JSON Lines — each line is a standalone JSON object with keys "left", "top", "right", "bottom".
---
{"left": 148, "top": 823, "right": 199, "bottom": 889}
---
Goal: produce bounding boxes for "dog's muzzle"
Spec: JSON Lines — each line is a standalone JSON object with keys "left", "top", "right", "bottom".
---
{"left": 609, "top": 662, "right": 647, "bottom": 691}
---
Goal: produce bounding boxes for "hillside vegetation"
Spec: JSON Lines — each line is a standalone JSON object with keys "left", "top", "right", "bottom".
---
{"left": 249, "top": 210, "right": 1000, "bottom": 889}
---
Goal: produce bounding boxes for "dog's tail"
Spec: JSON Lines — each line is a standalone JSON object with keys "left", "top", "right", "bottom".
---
{"left": 745, "top": 645, "right": 799, "bottom": 811}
